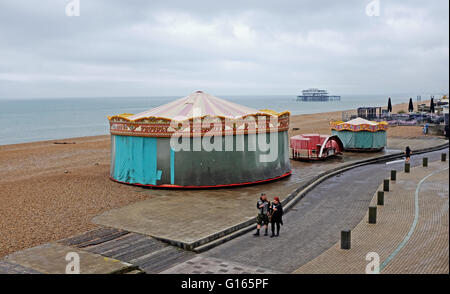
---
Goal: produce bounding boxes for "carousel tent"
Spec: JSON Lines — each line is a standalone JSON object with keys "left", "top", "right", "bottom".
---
{"left": 330, "top": 117, "right": 388, "bottom": 151}
{"left": 108, "top": 91, "right": 291, "bottom": 188}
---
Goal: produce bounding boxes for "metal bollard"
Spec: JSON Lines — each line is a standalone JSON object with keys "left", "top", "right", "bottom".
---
{"left": 391, "top": 170, "right": 396, "bottom": 181}
{"left": 423, "top": 157, "right": 428, "bottom": 167}
{"left": 369, "top": 206, "right": 377, "bottom": 224}
{"left": 442, "top": 153, "right": 447, "bottom": 162}
{"left": 341, "top": 230, "right": 351, "bottom": 250}
{"left": 383, "top": 179, "right": 389, "bottom": 192}
{"left": 377, "top": 191, "right": 384, "bottom": 206}
{"left": 404, "top": 162, "right": 410, "bottom": 173}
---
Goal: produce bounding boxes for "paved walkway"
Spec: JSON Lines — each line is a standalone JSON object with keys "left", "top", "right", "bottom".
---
{"left": 294, "top": 160, "right": 449, "bottom": 274}
{"left": 92, "top": 137, "right": 446, "bottom": 247}
{"left": 173, "top": 149, "right": 447, "bottom": 273}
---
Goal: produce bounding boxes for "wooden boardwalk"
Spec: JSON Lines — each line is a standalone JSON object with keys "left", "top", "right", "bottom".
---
{"left": 58, "top": 227, "right": 194, "bottom": 273}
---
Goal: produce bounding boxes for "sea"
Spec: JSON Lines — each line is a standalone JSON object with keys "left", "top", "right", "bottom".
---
{"left": 0, "top": 93, "right": 428, "bottom": 145}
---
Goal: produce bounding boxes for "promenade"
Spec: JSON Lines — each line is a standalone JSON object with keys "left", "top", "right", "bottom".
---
{"left": 295, "top": 159, "right": 449, "bottom": 274}
{"left": 158, "top": 149, "right": 449, "bottom": 274}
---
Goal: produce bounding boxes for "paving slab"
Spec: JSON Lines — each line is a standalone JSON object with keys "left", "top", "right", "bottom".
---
{"left": 294, "top": 160, "right": 449, "bottom": 274}
{"left": 92, "top": 137, "right": 446, "bottom": 248}
{"left": 160, "top": 256, "right": 280, "bottom": 274}
{"left": 381, "top": 169, "right": 449, "bottom": 274}
{"left": 2, "top": 243, "right": 134, "bottom": 274}
{"left": 0, "top": 260, "right": 42, "bottom": 274}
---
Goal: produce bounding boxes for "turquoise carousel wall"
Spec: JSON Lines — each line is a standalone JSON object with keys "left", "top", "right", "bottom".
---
{"left": 110, "top": 132, "right": 291, "bottom": 187}
{"left": 331, "top": 130, "right": 387, "bottom": 150}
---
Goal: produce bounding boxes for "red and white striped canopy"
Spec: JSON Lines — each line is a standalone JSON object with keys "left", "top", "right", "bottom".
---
{"left": 128, "top": 91, "right": 266, "bottom": 121}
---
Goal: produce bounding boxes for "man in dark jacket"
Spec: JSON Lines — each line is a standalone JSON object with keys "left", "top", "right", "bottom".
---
{"left": 270, "top": 197, "right": 284, "bottom": 237}
{"left": 254, "top": 193, "right": 270, "bottom": 236}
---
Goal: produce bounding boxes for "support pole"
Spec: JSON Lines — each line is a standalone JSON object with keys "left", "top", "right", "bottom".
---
{"left": 341, "top": 230, "right": 351, "bottom": 250}
{"left": 377, "top": 191, "right": 384, "bottom": 206}
{"left": 383, "top": 179, "right": 390, "bottom": 192}
{"left": 405, "top": 162, "right": 410, "bottom": 173}
{"left": 390, "top": 170, "right": 396, "bottom": 181}
{"left": 423, "top": 157, "right": 428, "bottom": 167}
{"left": 369, "top": 206, "right": 377, "bottom": 224}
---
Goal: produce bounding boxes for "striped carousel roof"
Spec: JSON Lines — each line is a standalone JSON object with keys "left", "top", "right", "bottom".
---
{"left": 108, "top": 91, "right": 291, "bottom": 137}
{"left": 344, "top": 117, "right": 380, "bottom": 126}
{"left": 120, "top": 91, "right": 275, "bottom": 122}
{"left": 330, "top": 117, "right": 388, "bottom": 132}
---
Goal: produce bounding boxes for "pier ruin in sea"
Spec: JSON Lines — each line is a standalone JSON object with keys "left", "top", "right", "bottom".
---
{"left": 297, "top": 88, "right": 341, "bottom": 102}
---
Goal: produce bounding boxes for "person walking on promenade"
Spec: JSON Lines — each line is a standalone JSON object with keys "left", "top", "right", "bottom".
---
{"left": 270, "top": 197, "right": 284, "bottom": 238}
{"left": 405, "top": 146, "right": 412, "bottom": 163}
{"left": 254, "top": 193, "right": 270, "bottom": 237}
{"left": 423, "top": 123, "right": 429, "bottom": 135}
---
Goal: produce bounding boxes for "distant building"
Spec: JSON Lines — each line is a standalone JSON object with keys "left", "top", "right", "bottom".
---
{"left": 357, "top": 107, "right": 382, "bottom": 120}
{"left": 418, "top": 104, "right": 431, "bottom": 113}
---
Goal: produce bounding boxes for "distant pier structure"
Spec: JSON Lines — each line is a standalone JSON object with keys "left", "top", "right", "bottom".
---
{"left": 297, "top": 88, "right": 340, "bottom": 102}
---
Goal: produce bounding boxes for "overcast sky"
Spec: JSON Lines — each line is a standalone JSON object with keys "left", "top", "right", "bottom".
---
{"left": 0, "top": 0, "right": 448, "bottom": 98}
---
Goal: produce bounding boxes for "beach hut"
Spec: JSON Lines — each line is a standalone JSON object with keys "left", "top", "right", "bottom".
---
{"left": 330, "top": 118, "right": 388, "bottom": 151}
{"left": 290, "top": 134, "right": 343, "bottom": 160}
{"left": 108, "top": 91, "right": 291, "bottom": 188}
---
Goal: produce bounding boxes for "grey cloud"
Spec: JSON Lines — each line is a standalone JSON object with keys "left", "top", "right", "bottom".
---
{"left": 0, "top": 0, "right": 448, "bottom": 98}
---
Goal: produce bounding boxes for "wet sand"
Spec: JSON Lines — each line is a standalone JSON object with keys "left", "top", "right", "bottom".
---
{"left": 0, "top": 99, "right": 435, "bottom": 257}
